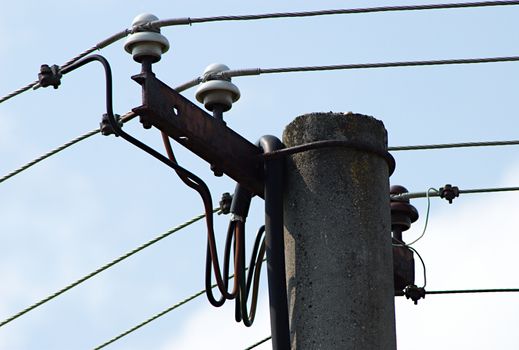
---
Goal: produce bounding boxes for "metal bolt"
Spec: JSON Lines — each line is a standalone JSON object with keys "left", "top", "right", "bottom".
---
{"left": 439, "top": 184, "right": 459, "bottom": 204}
{"left": 219, "top": 192, "right": 232, "bottom": 214}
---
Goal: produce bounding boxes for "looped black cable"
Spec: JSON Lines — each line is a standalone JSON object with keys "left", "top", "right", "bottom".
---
{"left": 67, "top": 54, "right": 266, "bottom": 326}
{"left": 234, "top": 224, "right": 266, "bottom": 326}
{"left": 64, "top": 54, "right": 241, "bottom": 305}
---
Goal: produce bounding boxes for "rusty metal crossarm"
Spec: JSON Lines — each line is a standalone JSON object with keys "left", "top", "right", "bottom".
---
{"left": 132, "top": 71, "right": 264, "bottom": 197}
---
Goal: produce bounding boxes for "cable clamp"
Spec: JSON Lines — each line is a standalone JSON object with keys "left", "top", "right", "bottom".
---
{"left": 439, "top": 184, "right": 459, "bottom": 204}
{"left": 219, "top": 192, "right": 232, "bottom": 215}
{"left": 100, "top": 113, "right": 122, "bottom": 136}
{"left": 404, "top": 284, "right": 426, "bottom": 305}
{"left": 38, "top": 64, "right": 62, "bottom": 89}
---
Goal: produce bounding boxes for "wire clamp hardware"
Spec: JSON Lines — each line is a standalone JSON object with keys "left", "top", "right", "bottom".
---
{"left": 100, "top": 113, "right": 121, "bottom": 136}
{"left": 404, "top": 284, "right": 426, "bottom": 305}
{"left": 439, "top": 184, "right": 459, "bottom": 204}
{"left": 219, "top": 192, "right": 232, "bottom": 215}
{"left": 38, "top": 64, "right": 62, "bottom": 89}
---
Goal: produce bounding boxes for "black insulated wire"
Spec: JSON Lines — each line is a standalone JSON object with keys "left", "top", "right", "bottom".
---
{"left": 64, "top": 54, "right": 243, "bottom": 306}
{"left": 161, "top": 133, "right": 265, "bottom": 325}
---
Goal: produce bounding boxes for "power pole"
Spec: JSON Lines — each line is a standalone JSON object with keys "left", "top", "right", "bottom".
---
{"left": 282, "top": 112, "right": 396, "bottom": 349}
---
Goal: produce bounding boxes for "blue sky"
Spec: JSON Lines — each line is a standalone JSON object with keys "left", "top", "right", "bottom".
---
{"left": 1, "top": 1, "right": 519, "bottom": 349}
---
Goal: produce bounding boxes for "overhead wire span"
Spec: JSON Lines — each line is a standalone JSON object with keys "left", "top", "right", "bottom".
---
{"left": 151, "top": 1, "right": 519, "bottom": 28}
{"left": 392, "top": 186, "right": 519, "bottom": 200}
{"left": 425, "top": 288, "right": 519, "bottom": 295}
{"left": 0, "top": 30, "right": 128, "bottom": 105}
{"left": 395, "top": 288, "right": 519, "bottom": 296}
{"left": 212, "top": 55, "right": 519, "bottom": 82}
{"left": 94, "top": 258, "right": 266, "bottom": 349}
{"left": 94, "top": 289, "right": 207, "bottom": 349}
{"left": 389, "top": 139, "right": 519, "bottom": 151}
{"left": 0, "top": 111, "right": 136, "bottom": 185}
{"left": 0, "top": 209, "right": 217, "bottom": 329}
{"left": 243, "top": 336, "right": 272, "bottom": 350}
{"left": 3, "top": 1, "right": 519, "bottom": 105}
{"left": 0, "top": 78, "right": 195, "bottom": 186}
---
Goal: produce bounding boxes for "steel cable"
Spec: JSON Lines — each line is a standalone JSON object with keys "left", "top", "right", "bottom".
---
{"left": 0, "top": 76, "right": 193, "bottom": 187}
{"left": 389, "top": 139, "right": 519, "bottom": 151}
{"left": 0, "top": 29, "right": 128, "bottom": 105}
{"left": 152, "top": 1, "right": 519, "bottom": 28}
{"left": 0, "top": 111, "right": 136, "bottom": 185}
{"left": 243, "top": 336, "right": 272, "bottom": 350}
{"left": 391, "top": 186, "right": 519, "bottom": 200}
{"left": 94, "top": 257, "right": 267, "bottom": 349}
{"left": 3, "top": 1, "right": 519, "bottom": 105}
{"left": 0, "top": 209, "right": 216, "bottom": 329}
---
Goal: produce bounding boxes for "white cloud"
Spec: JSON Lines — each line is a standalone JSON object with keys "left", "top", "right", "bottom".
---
{"left": 395, "top": 164, "right": 519, "bottom": 349}
{"left": 164, "top": 164, "right": 519, "bottom": 350}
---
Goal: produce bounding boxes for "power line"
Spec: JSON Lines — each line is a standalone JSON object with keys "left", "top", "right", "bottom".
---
{"left": 0, "top": 74, "right": 193, "bottom": 186}
{"left": 244, "top": 336, "right": 272, "bottom": 350}
{"left": 0, "top": 112, "right": 136, "bottom": 185}
{"left": 395, "top": 288, "right": 519, "bottom": 296}
{"left": 0, "top": 78, "right": 190, "bottom": 184}
{"left": 94, "top": 288, "right": 207, "bottom": 349}
{"left": 214, "top": 55, "right": 519, "bottom": 81}
{"left": 0, "top": 31, "right": 128, "bottom": 105}
{"left": 392, "top": 186, "right": 519, "bottom": 200}
{"left": 0, "top": 209, "right": 215, "bottom": 329}
{"left": 94, "top": 259, "right": 264, "bottom": 349}
{"left": 152, "top": 1, "right": 519, "bottom": 28}
{"left": 426, "top": 288, "right": 519, "bottom": 295}
{"left": 389, "top": 139, "right": 519, "bottom": 151}
{"left": 247, "top": 289, "right": 519, "bottom": 347}
{"left": 3, "top": 2, "right": 519, "bottom": 105}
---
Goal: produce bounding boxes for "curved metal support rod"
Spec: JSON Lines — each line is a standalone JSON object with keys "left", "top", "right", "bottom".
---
{"left": 258, "top": 135, "right": 291, "bottom": 350}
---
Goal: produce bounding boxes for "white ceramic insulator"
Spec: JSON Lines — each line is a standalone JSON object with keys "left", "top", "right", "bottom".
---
{"left": 124, "top": 13, "right": 170, "bottom": 63}
{"left": 195, "top": 64, "right": 240, "bottom": 112}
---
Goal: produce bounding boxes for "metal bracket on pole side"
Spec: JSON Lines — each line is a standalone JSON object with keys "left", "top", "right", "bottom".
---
{"left": 131, "top": 71, "right": 265, "bottom": 197}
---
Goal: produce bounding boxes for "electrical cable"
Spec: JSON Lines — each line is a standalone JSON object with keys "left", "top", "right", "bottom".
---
{"left": 89, "top": 54, "right": 249, "bottom": 308}
{"left": 93, "top": 257, "right": 267, "bottom": 349}
{"left": 405, "top": 188, "right": 438, "bottom": 246}
{"left": 151, "top": 1, "right": 519, "bottom": 28}
{"left": 212, "top": 56, "right": 519, "bottom": 82}
{"left": 243, "top": 336, "right": 272, "bottom": 350}
{"left": 3, "top": 1, "right": 519, "bottom": 105}
{"left": 0, "top": 209, "right": 216, "bottom": 329}
{"left": 0, "top": 111, "right": 136, "bottom": 185}
{"left": 251, "top": 287, "right": 519, "bottom": 347}
{"left": 93, "top": 288, "right": 207, "bottom": 350}
{"left": 0, "top": 74, "right": 192, "bottom": 187}
{"left": 393, "top": 238, "right": 427, "bottom": 288}
{"left": 407, "top": 245, "right": 427, "bottom": 288}
{"left": 389, "top": 139, "right": 519, "bottom": 151}
{"left": 392, "top": 186, "right": 519, "bottom": 200}
{"left": 0, "top": 30, "right": 128, "bottom": 105}
{"left": 160, "top": 132, "right": 242, "bottom": 305}
{"left": 426, "top": 288, "right": 519, "bottom": 295}
{"left": 161, "top": 118, "right": 266, "bottom": 325}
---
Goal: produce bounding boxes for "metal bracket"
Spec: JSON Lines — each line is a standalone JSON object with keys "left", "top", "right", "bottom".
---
{"left": 131, "top": 71, "right": 264, "bottom": 197}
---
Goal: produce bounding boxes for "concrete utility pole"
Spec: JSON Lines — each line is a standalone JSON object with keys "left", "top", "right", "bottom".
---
{"left": 283, "top": 112, "right": 396, "bottom": 349}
